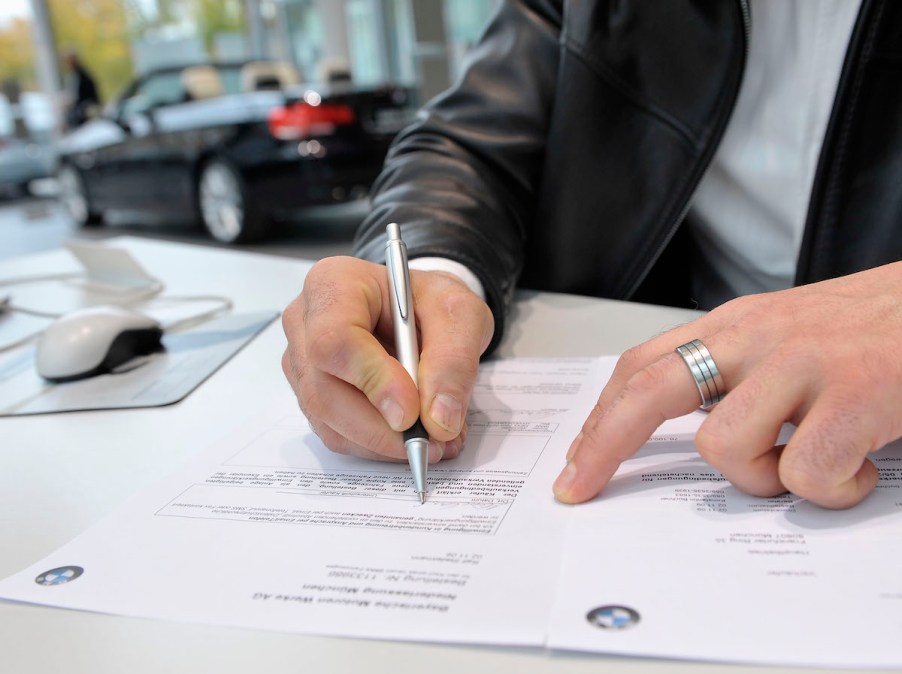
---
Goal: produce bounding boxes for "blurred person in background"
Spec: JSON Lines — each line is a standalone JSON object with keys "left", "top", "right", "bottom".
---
{"left": 63, "top": 51, "right": 100, "bottom": 129}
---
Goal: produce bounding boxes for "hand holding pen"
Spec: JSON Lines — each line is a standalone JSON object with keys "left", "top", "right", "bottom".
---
{"left": 280, "top": 232, "right": 495, "bottom": 484}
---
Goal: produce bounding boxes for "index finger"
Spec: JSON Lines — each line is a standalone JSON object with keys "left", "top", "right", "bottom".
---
{"left": 553, "top": 352, "right": 703, "bottom": 503}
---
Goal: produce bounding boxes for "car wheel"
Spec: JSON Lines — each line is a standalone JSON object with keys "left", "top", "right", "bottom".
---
{"left": 57, "top": 165, "right": 102, "bottom": 227}
{"left": 197, "top": 159, "right": 268, "bottom": 243}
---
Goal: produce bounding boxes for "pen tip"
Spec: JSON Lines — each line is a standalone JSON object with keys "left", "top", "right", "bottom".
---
{"left": 419, "top": 491, "right": 426, "bottom": 504}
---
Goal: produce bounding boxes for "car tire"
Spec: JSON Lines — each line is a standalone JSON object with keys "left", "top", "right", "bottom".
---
{"left": 57, "top": 164, "right": 102, "bottom": 227}
{"left": 197, "top": 158, "right": 269, "bottom": 244}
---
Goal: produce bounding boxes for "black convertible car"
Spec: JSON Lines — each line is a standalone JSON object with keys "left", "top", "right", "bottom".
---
{"left": 56, "top": 61, "right": 413, "bottom": 243}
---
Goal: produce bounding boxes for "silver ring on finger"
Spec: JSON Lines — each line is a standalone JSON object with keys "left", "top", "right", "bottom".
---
{"left": 675, "top": 338, "right": 725, "bottom": 410}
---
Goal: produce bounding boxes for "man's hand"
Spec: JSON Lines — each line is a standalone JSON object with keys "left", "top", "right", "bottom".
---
{"left": 281, "top": 256, "right": 494, "bottom": 462}
{"left": 554, "top": 262, "right": 902, "bottom": 509}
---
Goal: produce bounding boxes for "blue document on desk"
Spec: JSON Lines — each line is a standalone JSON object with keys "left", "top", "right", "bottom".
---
{"left": 0, "top": 356, "right": 901, "bottom": 668}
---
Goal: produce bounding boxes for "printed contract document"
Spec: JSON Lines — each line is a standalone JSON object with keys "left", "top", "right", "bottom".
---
{"left": 1, "top": 357, "right": 901, "bottom": 668}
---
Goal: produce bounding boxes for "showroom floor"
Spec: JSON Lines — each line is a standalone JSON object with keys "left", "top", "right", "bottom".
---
{"left": 0, "top": 187, "right": 363, "bottom": 263}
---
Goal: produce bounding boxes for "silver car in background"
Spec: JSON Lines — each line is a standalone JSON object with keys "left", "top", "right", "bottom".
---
{"left": 0, "top": 92, "right": 56, "bottom": 197}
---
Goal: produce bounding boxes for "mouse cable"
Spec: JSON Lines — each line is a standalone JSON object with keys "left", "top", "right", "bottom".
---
{"left": 150, "top": 294, "right": 235, "bottom": 333}
{"left": 0, "top": 330, "right": 44, "bottom": 354}
{"left": 0, "top": 272, "right": 86, "bottom": 317}
{"left": 0, "top": 274, "right": 165, "bottom": 319}
{"left": 0, "top": 273, "right": 86, "bottom": 353}
{"left": 0, "top": 272, "right": 85, "bottom": 289}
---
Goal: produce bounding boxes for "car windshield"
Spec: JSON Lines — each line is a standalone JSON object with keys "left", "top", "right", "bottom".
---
{"left": 119, "top": 71, "right": 186, "bottom": 116}
{"left": 116, "top": 64, "right": 253, "bottom": 118}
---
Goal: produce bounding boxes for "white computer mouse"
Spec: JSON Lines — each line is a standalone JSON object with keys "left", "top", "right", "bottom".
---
{"left": 36, "top": 305, "right": 164, "bottom": 383}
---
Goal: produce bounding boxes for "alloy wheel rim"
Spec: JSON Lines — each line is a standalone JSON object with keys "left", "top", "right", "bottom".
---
{"left": 199, "top": 163, "right": 244, "bottom": 242}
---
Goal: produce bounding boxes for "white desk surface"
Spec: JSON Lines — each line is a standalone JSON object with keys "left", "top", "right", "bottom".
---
{"left": 0, "top": 237, "right": 889, "bottom": 674}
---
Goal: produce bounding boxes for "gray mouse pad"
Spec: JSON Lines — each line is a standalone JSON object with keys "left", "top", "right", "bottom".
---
{"left": 0, "top": 311, "right": 278, "bottom": 416}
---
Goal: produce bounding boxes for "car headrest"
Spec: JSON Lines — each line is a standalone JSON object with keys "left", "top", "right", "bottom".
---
{"left": 181, "top": 66, "right": 224, "bottom": 100}
{"left": 240, "top": 61, "right": 300, "bottom": 92}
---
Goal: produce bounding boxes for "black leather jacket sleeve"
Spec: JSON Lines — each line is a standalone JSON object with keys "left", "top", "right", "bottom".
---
{"left": 353, "top": 0, "right": 563, "bottom": 353}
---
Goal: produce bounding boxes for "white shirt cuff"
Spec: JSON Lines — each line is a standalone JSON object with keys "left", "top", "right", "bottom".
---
{"left": 408, "top": 257, "right": 486, "bottom": 301}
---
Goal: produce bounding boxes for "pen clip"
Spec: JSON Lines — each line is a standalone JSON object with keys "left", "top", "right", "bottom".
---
{"left": 386, "top": 230, "right": 410, "bottom": 321}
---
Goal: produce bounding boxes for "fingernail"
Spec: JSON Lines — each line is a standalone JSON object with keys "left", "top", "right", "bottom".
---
{"left": 566, "top": 432, "right": 583, "bottom": 461}
{"left": 379, "top": 398, "right": 404, "bottom": 431}
{"left": 429, "top": 393, "right": 463, "bottom": 434}
{"left": 428, "top": 440, "right": 444, "bottom": 463}
{"left": 553, "top": 462, "right": 577, "bottom": 497}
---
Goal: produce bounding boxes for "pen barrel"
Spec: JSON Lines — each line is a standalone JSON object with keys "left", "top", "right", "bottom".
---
{"left": 385, "top": 231, "right": 420, "bottom": 384}
{"left": 386, "top": 223, "right": 429, "bottom": 499}
{"left": 392, "top": 314, "right": 420, "bottom": 383}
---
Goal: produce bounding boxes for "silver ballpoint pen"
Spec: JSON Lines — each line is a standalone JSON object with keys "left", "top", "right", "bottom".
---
{"left": 385, "top": 222, "right": 429, "bottom": 503}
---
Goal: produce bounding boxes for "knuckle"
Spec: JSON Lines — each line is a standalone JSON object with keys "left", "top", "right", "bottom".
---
{"left": 435, "top": 284, "right": 474, "bottom": 314}
{"left": 297, "top": 381, "right": 325, "bottom": 420}
{"left": 306, "top": 417, "right": 326, "bottom": 441}
{"left": 726, "top": 295, "right": 779, "bottom": 334}
{"left": 280, "top": 348, "right": 290, "bottom": 375}
{"left": 617, "top": 344, "right": 648, "bottom": 373}
{"left": 359, "top": 426, "right": 400, "bottom": 458}
{"left": 305, "top": 326, "right": 349, "bottom": 372}
{"left": 442, "top": 435, "right": 463, "bottom": 460}
{"left": 301, "top": 260, "right": 347, "bottom": 321}
{"left": 280, "top": 295, "right": 303, "bottom": 334}
{"left": 307, "top": 418, "right": 350, "bottom": 456}
{"left": 694, "top": 421, "right": 733, "bottom": 467}
{"left": 622, "top": 358, "right": 670, "bottom": 399}
{"left": 777, "top": 466, "right": 820, "bottom": 500}
{"left": 779, "top": 399, "right": 870, "bottom": 497}
{"left": 710, "top": 322, "right": 744, "bottom": 356}
{"left": 579, "top": 401, "right": 610, "bottom": 448}
{"left": 478, "top": 302, "right": 496, "bottom": 345}
{"left": 280, "top": 349, "right": 297, "bottom": 382}
{"left": 305, "top": 255, "right": 346, "bottom": 285}
{"left": 324, "top": 439, "right": 351, "bottom": 456}
{"left": 432, "top": 286, "right": 493, "bottom": 341}
{"left": 719, "top": 292, "right": 759, "bottom": 315}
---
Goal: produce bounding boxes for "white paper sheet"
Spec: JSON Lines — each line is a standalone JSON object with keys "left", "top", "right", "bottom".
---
{"left": 547, "top": 441, "right": 902, "bottom": 668}
{"left": 0, "top": 358, "right": 604, "bottom": 645}
{"left": 3, "top": 355, "right": 899, "bottom": 668}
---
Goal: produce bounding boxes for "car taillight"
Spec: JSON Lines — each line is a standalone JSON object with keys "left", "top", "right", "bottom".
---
{"left": 268, "top": 101, "right": 356, "bottom": 140}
